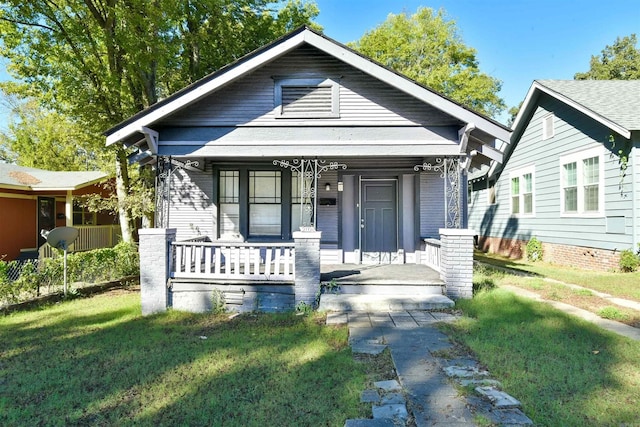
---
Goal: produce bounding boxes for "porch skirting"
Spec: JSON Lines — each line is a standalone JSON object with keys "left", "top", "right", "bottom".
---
{"left": 170, "top": 281, "right": 295, "bottom": 313}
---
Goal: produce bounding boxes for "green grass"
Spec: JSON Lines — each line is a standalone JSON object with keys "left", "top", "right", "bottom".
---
{"left": 442, "top": 288, "right": 640, "bottom": 426}
{"left": 0, "top": 290, "right": 370, "bottom": 426}
{"left": 473, "top": 260, "right": 640, "bottom": 327}
{"left": 475, "top": 251, "right": 640, "bottom": 301}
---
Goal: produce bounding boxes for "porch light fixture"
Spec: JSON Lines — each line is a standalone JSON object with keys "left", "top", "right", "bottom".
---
{"left": 325, "top": 183, "right": 331, "bottom": 192}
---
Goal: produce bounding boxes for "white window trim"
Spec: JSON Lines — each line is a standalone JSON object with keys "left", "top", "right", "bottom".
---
{"left": 509, "top": 165, "right": 535, "bottom": 217}
{"left": 559, "top": 146, "right": 605, "bottom": 217}
{"left": 274, "top": 77, "right": 340, "bottom": 119}
{"left": 542, "top": 113, "right": 555, "bottom": 140}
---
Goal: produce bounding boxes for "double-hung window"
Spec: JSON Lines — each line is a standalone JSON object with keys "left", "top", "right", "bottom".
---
{"left": 219, "top": 171, "right": 240, "bottom": 238}
{"left": 510, "top": 166, "right": 535, "bottom": 216}
{"left": 73, "top": 201, "right": 96, "bottom": 225}
{"left": 560, "top": 147, "right": 603, "bottom": 215}
{"left": 219, "top": 169, "right": 286, "bottom": 240}
{"left": 249, "top": 171, "right": 281, "bottom": 236}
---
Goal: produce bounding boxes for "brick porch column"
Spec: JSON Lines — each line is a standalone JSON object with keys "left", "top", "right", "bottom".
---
{"left": 139, "top": 228, "right": 176, "bottom": 315}
{"left": 293, "top": 230, "right": 322, "bottom": 307}
{"left": 439, "top": 228, "right": 476, "bottom": 299}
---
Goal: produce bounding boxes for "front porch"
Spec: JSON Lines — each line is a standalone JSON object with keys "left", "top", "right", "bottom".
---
{"left": 138, "top": 228, "right": 474, "bottom": 315}
{"left": 319, "top": 263, "right": 453, "bottom": 312}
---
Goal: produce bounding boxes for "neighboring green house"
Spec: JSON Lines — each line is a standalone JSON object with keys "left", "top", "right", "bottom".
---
{"left": 469, "top": 80, "right": 640, "bottom": 271}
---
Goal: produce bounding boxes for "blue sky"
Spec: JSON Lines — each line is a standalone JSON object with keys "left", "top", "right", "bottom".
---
{"left": 0, "top": 0, "right": 638, "bottom": 127}
{"left": 313, "top": 0, "right": 640, "bottom": 123}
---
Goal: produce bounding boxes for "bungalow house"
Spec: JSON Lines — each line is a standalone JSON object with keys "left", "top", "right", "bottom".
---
{"left": 0, "top": 163, "right": 120, "bottom": 262}
{"left": 469, "top": 80, "right": 640, "bottom": 271}
{"left": 105, "top": 27, "right": 511, "bottom": 314}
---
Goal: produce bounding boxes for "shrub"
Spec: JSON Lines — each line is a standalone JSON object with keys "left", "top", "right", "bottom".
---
{"left": 526, "top": 237, "right": 543, "bottom": 262}
{"left": 211, "top": 289, "right": 226, "bottom": 314}
{"left": 619, "top": 249, "right": 640, "bottom": 272}
{"left": 0, "top": 241, "right": 139, "bottom": 306}
{"left": 0, "top": 260, "right": 40, "bottom": 304}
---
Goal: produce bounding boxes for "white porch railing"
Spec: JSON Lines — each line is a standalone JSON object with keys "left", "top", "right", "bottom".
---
{"left": 422, "top": 238, "right": 442, "bottom": 272}
{"left": 171, "top": 241, "right": 295, "bottom": 282}
{"left": 40, "top": 225, "right": 122, "bottom": 258}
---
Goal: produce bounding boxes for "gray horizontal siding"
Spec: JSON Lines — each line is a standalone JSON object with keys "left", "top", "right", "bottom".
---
{"left": 470, "top": 94, "right": 635, "bottom": 252}
{"left": 420, "top": 172, "right": 445, "bottom": 238}
{"left": 168, "top": 165, "right": 215, "bottom": 240}
{"left": 316, "top": 170, "right": 338, "bottom": 243}
{"left": 161, "top": 45, "right": 458, "bottom": 128}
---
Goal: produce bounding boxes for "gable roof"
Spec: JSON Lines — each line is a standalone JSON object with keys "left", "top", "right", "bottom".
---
{"left": 512, "top": 80, "right": 640, "bottom": 141}
{"left": 0, "top": 163, "right": 107, "bottom": 191}
{"left": 482, "top": 79, "right": 640, "bottom": 180}
{"left": 105, "top": 26, "right": 510, "bottom": 147}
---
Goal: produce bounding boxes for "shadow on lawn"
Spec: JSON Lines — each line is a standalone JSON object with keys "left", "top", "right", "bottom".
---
{"left": 450, "top": 289, "right": 640, "bottom": 425}
{"left": 0, "top": 292, "right": 364, "bottom": 426}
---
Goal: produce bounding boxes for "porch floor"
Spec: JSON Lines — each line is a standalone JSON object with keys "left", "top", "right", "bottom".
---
{"left": 320, "top": 263, "right": 442, "bottom": 285}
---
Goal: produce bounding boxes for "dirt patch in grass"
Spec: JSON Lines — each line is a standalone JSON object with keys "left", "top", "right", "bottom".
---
{"left": 501, "top": 276, "right": 640, "bottom": 328}
{"left": 354, "top": 347, "right": 397, "bottom": 388}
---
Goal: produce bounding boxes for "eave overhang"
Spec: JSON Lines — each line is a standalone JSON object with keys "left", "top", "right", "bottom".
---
{"left": 105, "top": 27, "right": 511, "bottom": 154}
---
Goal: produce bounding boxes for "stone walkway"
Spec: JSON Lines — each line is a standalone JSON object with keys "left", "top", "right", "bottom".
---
{"left": 328, "top": 312, "right": 533, "bottom": 426}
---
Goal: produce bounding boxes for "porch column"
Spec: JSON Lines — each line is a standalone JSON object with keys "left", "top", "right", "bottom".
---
{"left": 139, "top": 228, "right": 176, "bottom": 315}
{"left": 439, "top": 228, "right": 475, "bottom": 299}
{"left": 65, "top": 191, "right": 73, "bottom": 226}
{"left": 293, "top": 230, "right": 322, "bottom": 307}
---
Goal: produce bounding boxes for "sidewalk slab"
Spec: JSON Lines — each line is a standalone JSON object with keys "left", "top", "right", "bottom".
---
{"left": 476, "top": 386, "right": 521, "bottom": 408}
{"left": 372, "top": 403, "right": 408, "bottom": 421}
{"left": 344, "top": 419, "right": 396, "bottom": 427}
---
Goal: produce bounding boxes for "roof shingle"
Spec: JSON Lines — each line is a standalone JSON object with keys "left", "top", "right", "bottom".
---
{"left": 536, "top": 80, "right": 640, "bottom": 131}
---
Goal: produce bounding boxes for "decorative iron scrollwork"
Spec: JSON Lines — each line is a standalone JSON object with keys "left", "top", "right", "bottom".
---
{"left": 273, "top": 158, "right": 347, "bottom": 230}
{"left": 155, "top": 156, "right": 199, "bottom": 228}
{"left": 414, "top": 157, "right": 462, "bottom": 229}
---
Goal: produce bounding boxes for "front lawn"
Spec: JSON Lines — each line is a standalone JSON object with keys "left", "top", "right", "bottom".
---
{"left": 475, "top": 251, "right": 640, "bottom": 301}
{"left": 442, "top": 288, "right": 640, "bottom": 426}
{"left": 0, "top": 290, "right": 369, "bottom": 426}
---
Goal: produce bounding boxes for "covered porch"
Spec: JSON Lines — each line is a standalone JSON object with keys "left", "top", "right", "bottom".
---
{"left": 105, "top": 27, "right": 511, "bottom": 315}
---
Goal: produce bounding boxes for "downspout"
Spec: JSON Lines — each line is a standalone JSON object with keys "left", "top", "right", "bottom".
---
{"left": 633, "top": 136, "right": 638, "bottom": 252}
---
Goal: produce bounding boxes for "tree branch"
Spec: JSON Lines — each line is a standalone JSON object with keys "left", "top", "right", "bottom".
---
{"left": 0, "top": 16, "right": 55, "bottom": 32}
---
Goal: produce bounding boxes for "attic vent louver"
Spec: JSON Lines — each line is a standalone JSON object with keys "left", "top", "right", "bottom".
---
{"left": 274, "top": 77, "right": 340, "bottom": 118}
{"left": 282, "top": 85, "right": 332, "bottom": 115}
{"left": 542, "top": 113, "right": 555, "bottom": 140}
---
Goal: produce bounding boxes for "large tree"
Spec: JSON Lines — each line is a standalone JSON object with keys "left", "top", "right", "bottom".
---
{"left": 575, "top": 34, "right": 640, "bottom": 80}
{"left": 350, "top": 7, "right": 505, "bottom": 118}
{"left": 0, "top": 0, "right": 319, "bottom": 241}
{"left": 0, "top": 93, "right": 106, "bottom": 170}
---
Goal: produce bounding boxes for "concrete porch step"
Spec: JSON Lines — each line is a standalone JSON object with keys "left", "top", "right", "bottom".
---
{"left": 318, "top": 294, "right": 454, "bottom": 312}
{"left": 338, "top": 283, "right": 445, "bottom": 296}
